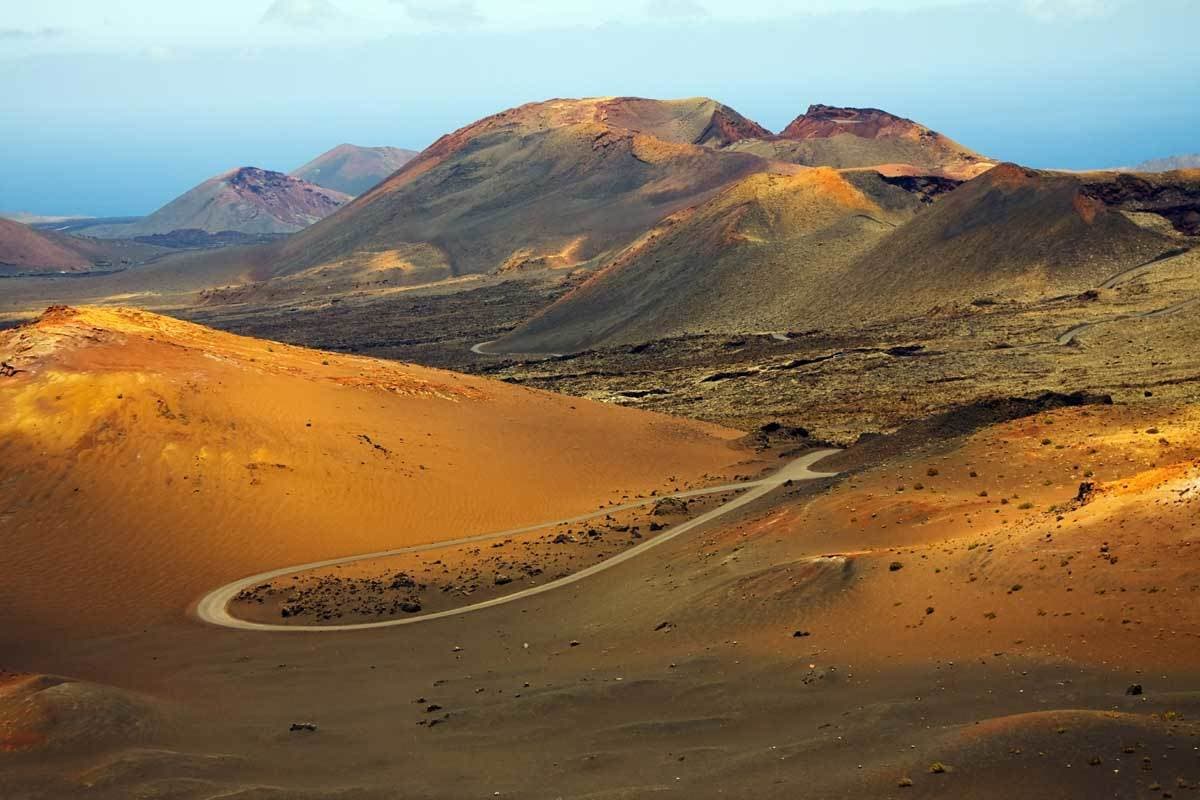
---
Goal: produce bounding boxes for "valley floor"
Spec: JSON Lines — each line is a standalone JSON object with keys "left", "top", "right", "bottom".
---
{"left": 4, "top": 398, "right": 1200, "bottom": 799}
{"left": 173, "top": 246, "right": 1200, "bottom": 444}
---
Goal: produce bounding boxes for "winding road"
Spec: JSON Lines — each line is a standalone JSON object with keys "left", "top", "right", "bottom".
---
{"left": 1057, "top": 297, "right": 1199, "bottom": 346}
{"left": 471, "top": 339, "right": 563, "bottom": 358}
{"left": 1057, "top": 247, "right": 1196, "bottom": 345}
{"left": 195, "top": 449, "right": 840, "bottom": 632}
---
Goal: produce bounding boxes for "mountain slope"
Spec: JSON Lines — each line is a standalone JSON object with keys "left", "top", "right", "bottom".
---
{"left": 0, "top": 306, "right": 749, "bottom": 641}
{"left": 262, "top": 97, "right": 774, "bottom": 282}
{"left": 496, "top": 163, "right": 1191, "bottom": 350}
{"left": 0, "top": 217, "right": 169, "bottom": 275}
{"left": 290, "top": 143, "right": 419, "bottom": 196}
{"left": 825, "top": 163, "right": 1182, "bottom": 321}
{"left": 86, "top": 168, "right": 350, "bottom": 238}
{"left": 0, "top": 218, "right": 93, "bottom": 272}
{"left": 495, "top": 168, "right": 925, "bottom": 352}
{"left": 729, "top": 104, "right": 993, "bottom": 179}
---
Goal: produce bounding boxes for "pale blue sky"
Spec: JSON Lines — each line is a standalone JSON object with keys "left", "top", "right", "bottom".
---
{"left": 2, "top": 0, "right": 1197, "bottom": 216}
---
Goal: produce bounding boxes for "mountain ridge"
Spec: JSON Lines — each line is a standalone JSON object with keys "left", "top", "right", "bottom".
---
{"left": 290, "top": 143, "right": 419, "bottom": 196}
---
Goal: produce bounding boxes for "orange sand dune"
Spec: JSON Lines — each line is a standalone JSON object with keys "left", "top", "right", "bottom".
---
{"left": 0, "top": 307, "right": 752, "bottom": 645}
{"left": 726, "top": 402, "right": 1200, "bottom": 669}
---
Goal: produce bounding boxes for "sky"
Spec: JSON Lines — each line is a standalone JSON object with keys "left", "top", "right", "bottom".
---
{"left": 1, "top": 0, "right": 1197, "bottom": 217}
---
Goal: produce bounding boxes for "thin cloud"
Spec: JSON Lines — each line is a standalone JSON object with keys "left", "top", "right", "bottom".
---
{"left": 0, "top": 27, "right": 67, "bottom": 41}
{"left": 1022, "top": 0, "right": 1115, "bottom": 21}
{"left": 646, "top": 0, "right": 709, "bottom": 17}
{"left": 143, "top": 44, "right": 175, "bottom": 61}
{"left": 260, "top": 0, "right": 347, "bottom": 28}
{"left": 395, "top": 1, "right": 485, "bottom": 27}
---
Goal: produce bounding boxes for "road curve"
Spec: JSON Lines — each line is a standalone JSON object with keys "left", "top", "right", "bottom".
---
{"left": 1058, "top": 297, "right": 1198, "bottom": 345}
{"left": 195, "top": 449, "right": 841, "bottom": 632}
{"left": 471, "top": 338, "right": 563, "bottom": 358}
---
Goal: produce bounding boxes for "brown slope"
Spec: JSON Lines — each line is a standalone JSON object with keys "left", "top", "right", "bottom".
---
{"left": 86, "top": 168, "right": 350, "bottom": 238}
{"left": 0, "top": 218, "right": 170, "bottom": 275}
{"left": 0, "top": 306, "right": 750, "bottom": 644}
{"left": 0, "top": 217, "right": 93, "bottom": 272}
{"left": 825, "top": 163, "right": 1182, "bottom": 322}
{"left": 290, "top": 143, "right": 420, "bottom": 196}
{"left": 494, "top": 168, "right": 928, "bottom": 353}
{"left": 595, "top": 96, "right": 772, "bottom": 146}
{"left": 729, "top": 104, "right": 994, "bottom": 179}
{"left": 267, "top": 97, "right": 774, "bottom": 282}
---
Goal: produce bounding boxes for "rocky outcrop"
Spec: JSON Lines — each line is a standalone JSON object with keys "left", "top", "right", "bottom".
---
{"left": 780, "top": 105, "right": 937, "bottom": 141}
{"left": 1079, "top": 171, "right": 1200, "bottom": 236}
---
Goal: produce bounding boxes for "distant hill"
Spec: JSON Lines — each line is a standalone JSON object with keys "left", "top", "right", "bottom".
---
{"left": 0, "top": 217, "right": 168, "bottom": 275}
{"left": 291, "top": 144, "right": 419, "bottom": 196}
{"left": 1128, "top": 154, "right": 1200, "bottom": 173}
{"left": 728, "top": 105, "right": 993, "bottom": 179}
{"left": 86, "top": 168, "right": 349, "bottom": 239}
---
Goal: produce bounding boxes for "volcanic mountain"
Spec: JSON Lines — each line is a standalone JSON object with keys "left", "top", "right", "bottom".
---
{"left": 251, "top": 97, "right": 775, "bottom": 284}
{"left": 730, "top": 104, "right": 993, "bottom": 179}
{"left": 86, "top": 167, "right": 350, "bottom": 239}
{"left": 0, "top": 306, "right": 750, "bottom": 644}
{"left": 290, "top": 143, "right": 419, "bottom": 196}
{"left": 179, "top": 97, "right": 997, "bottom": 295}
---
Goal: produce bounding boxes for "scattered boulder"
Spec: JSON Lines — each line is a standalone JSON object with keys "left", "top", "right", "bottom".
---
{"left": 390, "top": 573, "right": 416, "bottom": 589}
{"left": 652, "top": 497, "right": 689, "bottom": 517}
{"left": 745, "top": 421, "right": 817, "bottom": 451}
